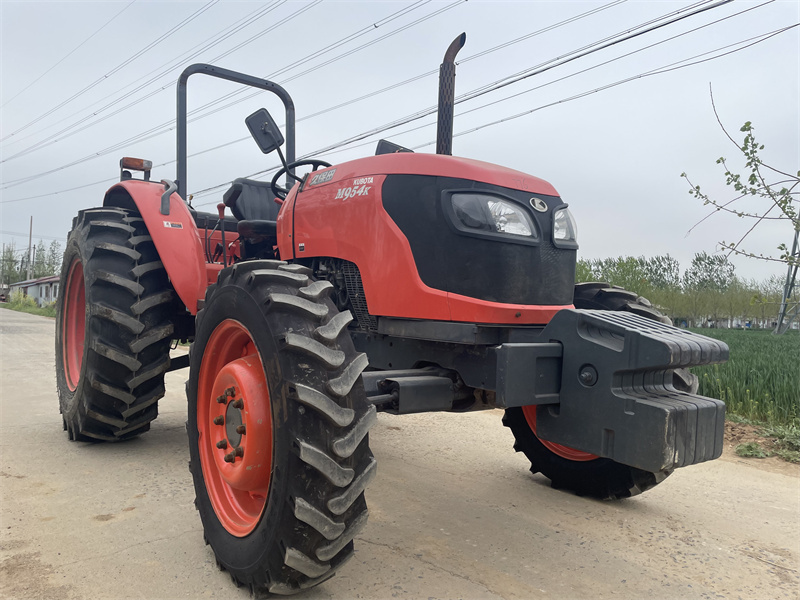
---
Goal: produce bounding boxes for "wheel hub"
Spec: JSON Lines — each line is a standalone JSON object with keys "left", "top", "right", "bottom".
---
{"left": 62, "top": 259, "right": 86, "bottom": 391}
{"left": 196, "top": 319, "right": 274, "bottom": 537}
{"left": 209, "top": 357, "right": 271, "bottom": 491}
{"left": 224, "top": 396, "right": 244, "bottom": 447}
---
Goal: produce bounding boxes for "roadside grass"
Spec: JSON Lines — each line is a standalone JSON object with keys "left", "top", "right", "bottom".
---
{"left": 0, "top": 291, "right": 56, "bottom": 318}
{"left": 690, "top": 328, "right": 799, "bottom": 426}
{"left": 727, "top": 413, "right": 800, "bottom": 463}
{"left": 735, "top": 441, "right": 769, "bottom": 459}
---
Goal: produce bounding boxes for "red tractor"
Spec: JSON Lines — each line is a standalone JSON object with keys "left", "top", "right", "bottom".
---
{"left": 55, "top": 36, "right": 728, "bottom": 595}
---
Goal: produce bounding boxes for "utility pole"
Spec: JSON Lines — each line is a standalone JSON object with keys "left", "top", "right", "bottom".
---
{"left": 774, "top": 229, "right": 799, "bottom": 334}
{"left": 26, "top": 216, "right": 33, "bottom": 280}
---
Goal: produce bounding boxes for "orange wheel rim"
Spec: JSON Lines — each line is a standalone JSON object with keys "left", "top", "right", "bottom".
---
{"left": 197, "top": 319, "right": 273, "bottom": 536}
{"left": 522, "top": 405, "right": 598, "bottom": 462}
{"left": 62, "top": 259, "right": 86, "bottom": 391}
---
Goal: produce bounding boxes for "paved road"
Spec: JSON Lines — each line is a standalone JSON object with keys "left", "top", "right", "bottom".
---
{"left": 1, "top": 309, "right": 798, "bottom": 600}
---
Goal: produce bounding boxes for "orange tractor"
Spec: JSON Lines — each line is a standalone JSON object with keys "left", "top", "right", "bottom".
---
{"left": 56, "top": 36, "right": 728, "bottom": 594}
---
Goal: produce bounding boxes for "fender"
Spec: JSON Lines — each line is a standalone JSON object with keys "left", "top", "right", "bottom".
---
{"left": 104, "top": 180, "right": 206, "bottom": 314}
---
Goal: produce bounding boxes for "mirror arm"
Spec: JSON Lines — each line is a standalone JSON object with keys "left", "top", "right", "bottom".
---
{"left": 275, "top": 147, "right": 303, "bottom": 184}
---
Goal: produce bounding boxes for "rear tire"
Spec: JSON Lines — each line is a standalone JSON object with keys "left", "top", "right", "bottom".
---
{"left": 503, "top": 282, "right": 695, "bottom": 499}
{"left": 187, "top": 260, "right": 375, "bottom": 595}
{"left": 55, "top": 207, "right": 175, "bottom": 441}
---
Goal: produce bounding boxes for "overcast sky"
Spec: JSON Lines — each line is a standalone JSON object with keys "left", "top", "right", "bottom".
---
{"left": 1, "top": 0, "right": 797, "bottom": 282}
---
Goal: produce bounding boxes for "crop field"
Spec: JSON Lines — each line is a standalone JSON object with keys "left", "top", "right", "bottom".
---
{"left": 690, "top": 328, "right": 799, "bottom": 426}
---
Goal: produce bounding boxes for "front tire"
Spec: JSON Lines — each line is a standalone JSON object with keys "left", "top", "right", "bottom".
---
{"left": 55, "top": 207, "right": 175, "bottom": 441}
{"left": 187, "top": 260, "right": 375, "bottom": 595}
{"left": 503, "top": 282, "right": 696, "bottom": 499}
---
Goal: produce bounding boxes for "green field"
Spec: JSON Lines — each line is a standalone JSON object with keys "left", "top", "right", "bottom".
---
{"left": 690, "top": 328, "right": 799, "bottom": 426}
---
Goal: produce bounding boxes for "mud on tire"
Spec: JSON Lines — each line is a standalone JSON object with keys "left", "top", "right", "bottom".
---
{"left": 503, "top": 282, "right": 697, "bottom": 499}
{"left": 186, "top": 260, "right": 375, "bottom": 595}
{"left": 55, "top": 207, "right": 176, "bottom": 441}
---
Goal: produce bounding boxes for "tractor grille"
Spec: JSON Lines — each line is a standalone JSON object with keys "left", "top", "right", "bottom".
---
{"left": 341, "top": 261, "right": 377, "bottom": 331}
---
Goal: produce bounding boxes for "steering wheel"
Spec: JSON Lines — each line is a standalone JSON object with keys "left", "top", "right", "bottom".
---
{"left": 271, "top": 159, "right": 333, "bottom": 200}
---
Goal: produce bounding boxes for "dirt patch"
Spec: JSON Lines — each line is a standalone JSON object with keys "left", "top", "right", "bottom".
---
{"left": 721, "top": 421, "right": 799, "bottom": 477}
{"left": 0, "top": 551, "right": 75, "bottom": 600}
{"left": 725, "top": 421, "right": 784, "bottom": 453}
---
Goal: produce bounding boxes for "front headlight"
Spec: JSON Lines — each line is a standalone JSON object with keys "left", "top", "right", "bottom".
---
{"left": 553, "top": 206, "right": 577, "bottom": 244}
{"left": 451, "top": 194, "right": 534, "bottom": 237}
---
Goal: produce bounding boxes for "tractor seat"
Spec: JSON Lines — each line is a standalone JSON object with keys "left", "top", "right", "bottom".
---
{"left": 222, "top": 178, "right": 279, "bottom": 239}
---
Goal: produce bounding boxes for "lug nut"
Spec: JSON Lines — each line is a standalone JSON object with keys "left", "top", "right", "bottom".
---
{"left": 234, "top": 447, "right": 244, "bottom": 458}
{"left": 213, "top": 416, "right": 224, "bottom": 426}
{"left": 236, "top": 425, "right": 246, "bottom": 435}
{"left": 225, "top": 386, "right": 236, "bottom": 397}
{"left": 216, "top": 395, "right": 227, "bottom": 404}
{"left": 216, "top": 440, "right": 228, "bottom": 449}
{"left": 232, "top": 399, "right": 244, "bottom": 409}
{"left": 224, "top": 452, "right": 235, "bottom": 463}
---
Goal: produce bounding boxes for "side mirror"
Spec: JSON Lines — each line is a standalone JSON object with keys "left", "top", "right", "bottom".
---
{"left": 245, "top": 108, "right": 285, "bottom": 155}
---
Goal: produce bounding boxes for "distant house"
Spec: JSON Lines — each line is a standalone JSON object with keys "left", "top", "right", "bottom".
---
{"left": 9, "top": 275, "right": 60, "bottom": 307}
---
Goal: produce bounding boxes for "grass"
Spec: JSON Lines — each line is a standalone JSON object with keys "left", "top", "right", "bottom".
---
{"left": 761, "top": 422, "right": 800, "bottom": 463}
{"left": 728, "top": 414, "right": 800, "bottom": 463}
{"left": 735, "top": 441, "right": 769, "bottom": 459}
{"left": 689, "top": 328, "right": 799, "bottom": 426}
{"left": 0, "top": 291, "right": 56, "bottom": 318}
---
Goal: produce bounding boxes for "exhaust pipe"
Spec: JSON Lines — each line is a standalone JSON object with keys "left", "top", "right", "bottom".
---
{"left": 436, "top": 33, "right": 466, "bottom": 155}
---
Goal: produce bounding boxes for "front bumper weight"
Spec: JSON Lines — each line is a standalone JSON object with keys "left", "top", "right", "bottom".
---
{"left": 498, "top": 309, "right": 729, "bottom": 473}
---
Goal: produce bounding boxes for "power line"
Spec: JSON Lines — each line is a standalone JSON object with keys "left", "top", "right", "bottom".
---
{"left": 0, "top": 0, "right": 777, "bottom": 201}
{"left": 0, "top": 176, "right": 118, "bottom": 204}
{"left": 191, "top": 23, "right": 797, "bottom": 206}
{"left": 0, "top": 0, "right": 637, "bottom": 190}
{"left": 1, "top": 0, "right": 138, "bottom": 108}
{"left": 176, "top": 0, "right": 772, "bottom": 170}
{"left": 458, "top": 0, "right": 735, "bottom": 104}
{"left": 447, "top": 25, "right": 799, "bottom": 146}
{"left": 6, "top": 0, "right": 610, "bottom": 156}
{"left": 0, "top": 231, "right": 67, "bottom": 243}
{"left": 213, "top": 0, "right": 738, "bottom": 170}
{"left": 1, "top": 0, "right": 289, "bottom": 152}
{"left": 0, "top": 0, "right": 442, "bottom": 171}
{"left": 450, "top": 0, "right": 778, "bottom": 123}
{"left": 0, "top": 0, "right": 220, "bottom": 143}
{"left": 1, "top": 0, "right": 303, "bottom": 163}
{"left": 312, "top": 0, "right": 736, "bottom": 151}
{"left": 6, "top": 19, "right": 792, "bottom": 212}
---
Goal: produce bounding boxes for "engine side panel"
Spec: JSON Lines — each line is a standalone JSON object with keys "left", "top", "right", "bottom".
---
{"left": 286, "top": 154, "right": 573, "bottom": 325}
{"left": 289, "top": 173, "right": 452, "bottom": 321}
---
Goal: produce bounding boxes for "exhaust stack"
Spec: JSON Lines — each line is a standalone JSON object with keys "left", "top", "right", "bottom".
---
{"left": 436, "top": 33, "right": 466, "bottom": 155}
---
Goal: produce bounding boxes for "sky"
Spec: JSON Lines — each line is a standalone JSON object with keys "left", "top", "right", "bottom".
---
{"left": 1, "top": 0, "right": 798, "bottom": 283}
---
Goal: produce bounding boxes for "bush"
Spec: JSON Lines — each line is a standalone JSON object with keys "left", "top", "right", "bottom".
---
{"left": 9, "top": 290, "right": 38, "bottom": 309}
{"left": 0, "top": 290, "right": 57, "bottom": 318}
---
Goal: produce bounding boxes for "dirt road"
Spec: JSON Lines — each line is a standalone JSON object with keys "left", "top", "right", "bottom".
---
{"left": 1, "top": 309, "right": 798, "bottom": 599}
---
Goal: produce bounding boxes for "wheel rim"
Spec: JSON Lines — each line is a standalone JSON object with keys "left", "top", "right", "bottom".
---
{"left": 522, "top": 406, "right": 598, "bottom": 462}
{"left": 62, "top": 259, "right": 86, "bottom": 391}
{"left": 197, "top": 319, "right": 274, "bottom": 537}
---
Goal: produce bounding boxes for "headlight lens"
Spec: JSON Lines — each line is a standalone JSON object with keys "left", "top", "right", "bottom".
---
{"left": 553, "top": 207, "right": 577, "bottom": 242}
{"left": 451, "top": 194, "right": 534, "bottom": 237}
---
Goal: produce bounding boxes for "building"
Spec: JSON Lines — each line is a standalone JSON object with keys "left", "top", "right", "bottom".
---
{"left": 9, "top": 275, "right": 60, "bottom": 307}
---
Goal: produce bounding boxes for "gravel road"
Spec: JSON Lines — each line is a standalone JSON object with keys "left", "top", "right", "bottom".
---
{"left": 1, "top": 308, "right": 798, "bottom": 600}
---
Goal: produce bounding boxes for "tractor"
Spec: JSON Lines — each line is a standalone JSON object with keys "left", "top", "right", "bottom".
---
{"left": 55, "top": 35, "right": 728, "bottom": 595}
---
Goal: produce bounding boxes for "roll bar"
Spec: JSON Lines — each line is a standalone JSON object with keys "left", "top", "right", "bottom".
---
{"left": 176, "top": 63, "right": 296, "bottom": 199}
